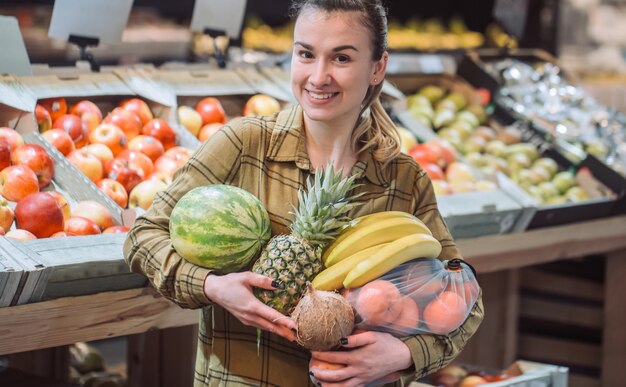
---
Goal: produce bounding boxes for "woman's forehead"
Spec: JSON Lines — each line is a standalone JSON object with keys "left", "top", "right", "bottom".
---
{"left": 294, "top": 9, "right": 370, "bottom": 45}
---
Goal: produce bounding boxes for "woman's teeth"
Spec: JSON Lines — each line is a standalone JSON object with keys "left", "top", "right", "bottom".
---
{"left": 309, "top": 91, "right": 335, "bottom": 100}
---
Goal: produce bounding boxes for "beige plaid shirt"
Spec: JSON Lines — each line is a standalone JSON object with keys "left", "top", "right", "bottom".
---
{"left": 124, "top": 105, "right": 484, "bottom": 387}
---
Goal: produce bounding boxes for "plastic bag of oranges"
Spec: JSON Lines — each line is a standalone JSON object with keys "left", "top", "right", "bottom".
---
{"left": 342, "top": 258, "right": 479, "bottom": 336}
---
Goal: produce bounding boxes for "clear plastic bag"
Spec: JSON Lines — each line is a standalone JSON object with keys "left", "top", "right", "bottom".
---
{"left": 342, "top": 258, "right": 479, "bottom": 336}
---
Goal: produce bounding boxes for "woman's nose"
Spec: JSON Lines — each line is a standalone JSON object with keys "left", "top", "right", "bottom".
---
{"left": 309, "top": 60, "right": 331, "bottom": 87}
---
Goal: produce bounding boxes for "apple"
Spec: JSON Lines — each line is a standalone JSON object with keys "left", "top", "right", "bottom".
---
{"left": 64, "top": 216, "right": 101, "bottom": 236}
{"left": 82, "top": 143, "right": 115, "bottom": 166}
{"left": 72, "top": 200, "right": 114, "bottom": 230}
{"left": 11, "top": 144, "right": 55, "bottom": 189}
{"left": 46, "top": 191, "right": 71, "bottom": 221}
{"left": 243, "top": 94, "right": 281, "bottom": 116}
{"left": 198, "top": 123, "right": 223, "bottom": 142}
{"left": 446, "top": 162, "right": 476, "bottom": 183}
{"left": 408, "top": 143, "right": 441, "bottom": 167}
{"left": 103, "top": 225, "right": 129, "bottom": 234}
{"left": 127, "top": 135, "right": 165, "bottom": 162}
{"left": 89, "top": 123, "right": 128, "bottom": 156}
{"left": 154, "top": 154, "right": 186, "bottom": 178}
{"left": 5, "top": 229, "right": 37, "bottom": 241}
{"left": 105, "top": 158, "right": 142, "bottom": 193}
{"left": 431, "top": 179, "right": 453, "bottom": 196}
{"left": 141, "top": 119, "right": 177, "bottom": 150}
{"left": 66, "top": 149, "right": 104, "bottom": 183}
{"left": 35, "top": 104, "right": 52, "bottom": 132}
{"left": 128, "top": 179, "right": 167, "bottom": 210}
{"left": 164, "top": 146, "right": 193, "bottom": 162}
{"left": 15, "top": 192, "right": 65, "bottom": 238}
{"left": 120, "top": 98, "right": 153, "bottom": 126}
{"left": 50, "top": 231, "right": 77, "bottom": 237}
{"left": 116, "top": 149, "right": 154, "bottom": 179}
{"left": 39, "top": 97, "right": 67, "bottom": 121}
{"left": 42, "top": 128, "right": 75, "bottom": 156}
{"left": 104, "top": 107, "right": 142, "bottom": 140}
{"left": 0, "top": 196, "right": 15, "bottom": 231}
{"left": 449, "top": 180, "right": 476, "bottom": 194}
{"left": 97, "top": 178, "right": 128, "bottom": 208}
{"left": 421, "top": 162, "right": 445, "bottom": 180}
{"left": 69, "top": 100, "right": 103, "bottom": 132}
{"left": 459, "top": 375, "right": 488, "bottom": 387}
{"left": 0, "top": 138, "right": 11, "bottom": 170}
{"left": 52, "top": 114, "right": 89, "bottom": 148}
{"left": 195, "top": 97, "right": 226, "bottom": 125}
{"left": 0, "top": 165, "right": 39, "bottom": 202}
{"left": 0, "top": 127, "right": 25, "bottom": 151}
{"left": 146, "top": 171, "right": 173, "bottom": 187}
{"left": 177, "top": 105, "right": 203, "bottom": 136}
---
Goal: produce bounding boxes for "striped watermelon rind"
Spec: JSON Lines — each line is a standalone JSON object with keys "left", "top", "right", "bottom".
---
{"left": 169, "top": 184, "right": 271, "bottom": 272}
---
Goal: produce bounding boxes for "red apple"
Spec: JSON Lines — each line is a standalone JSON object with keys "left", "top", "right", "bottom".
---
{"left": 83, "top": 143, "right": 114, "bottom": 166}
{"left": 146, "top": 171, "right": 173, "bottom": 186}
{"left": 103, "top": 225, "right": 129, "bottom": 234}
{"left": 52, "top": 114, "right": 89, "bottom": 148}
{"left": 243, "top": 94, "right": 281, "bottom": 116}
{"left": 127, "top": 135, "right": 165, "bottom": 162}
{"left": 0, "top": 127, "right": 25, "bottom": 151}
{"left": 35, "top": 104, "right": 52, "bottom": 132}
{"left": 0, "top": 165, "right": 39, "bottom": 202}
{"left": 446, "top": 162, "right": 476, "bottom": 183}
{"left": 46, "top": 191, "right": 71, "bottom": 221}
{"left": 71, "top": 200, "right": 114, "bottom": 231}
{"left": 120, "top": 98, "right": 153, "bottom": 126}
{"left": 154, "top": 154, "right": 186, "bottom": 178}
{"left": 0, "top": 196, "right": 15, "bottom": 231}
{"left": 5, "top": 229, "right": 37, "bottom": 241}
{"left": 141, "top": 119, "right": 177, "bottom": 150}
{"left": 97, "top": 178, "right": 128, "bottom": 208}
{"left": 164, "top": 146, "right": 193, "bottom": 163}
{"left": 105, "top": 158, "right": 142, "bottom": 193}
{"left": 116, "top": 149, "right": 154, "bottom": 179}
{"left": 198, "top": 122, "right": 223, "bottom": 142}
{"left": 69, "top": 100, "right": 102, "bottom": 132}
{"left": 0, "top": 138, "right": 11, "bottom": 170}
{"left": 50, "top": 231, "right": 77, "bottom": 237}
{"left": 409, "top": 143, "right": 441, "bottom": 167}
{"left": 39, "top": 97, "right": 67, "bottom": 121}
{"left": 89, "top": 123, "right": 128, "bottom": 156}
{"left": 64, "top": 216, "right": 101, "bottom": 236}
{"left": 128, "top": 179, "right": 167, "bottom": 210}
{"left": 177, "top": 105, "right": 203, "bottom": 136}
{"left": 104, "top": 107, "right": 142, "bottom": 140}
{"left": 421, "top": 162, "right": 445, "bottom": 181}
{"left": 11, "top": 144, "right": 55, "bottom": 189}
{"left": 195, "top": 97, "right": 226, "bottom": 125}
{"left": 66, "top": 149, "right": 104, "bottom": 183}
{"left": 427, "top": 139, "right": 457, "bottom": 166}
{"left": 42, "top": 128, "right": 75, "bottom": 156}
{"left": 15, "top": 192, "right": 65, "bottom": 238}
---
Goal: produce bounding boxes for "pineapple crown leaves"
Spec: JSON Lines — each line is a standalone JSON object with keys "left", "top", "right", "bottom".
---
{"left": 290, "top": 163, "right": 364, "bottom": 247}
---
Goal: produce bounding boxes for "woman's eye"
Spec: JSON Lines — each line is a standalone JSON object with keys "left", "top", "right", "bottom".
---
{"left": 298, "top": 50, "right": 314, "bottom": 59}
{"left": 335, "top": 55, "right": 350, "bottom": 63}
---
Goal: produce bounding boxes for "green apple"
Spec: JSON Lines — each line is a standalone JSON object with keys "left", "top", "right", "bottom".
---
{"left": 484, "top": 140, "right": 507, "bottom": 158}
{"left": 436, "top": 99, "right": 459, "bottom": 112}
{"left": 585, "top": 139, "right": 609, "bottom": 159}
{"left": 418, "top": 85, "right": 445, "bottom": 104}
{"left": 464, "top": 152, "right": 484, "bottom": 166}
{"left": 537, "top": 181, "right": 560, "bottom": 200}
{"left": 529, "top": 165, "right": 552, "bottom": 184}
{"left": 504, "top": 143, "right": 539, "bottom": 162}
{"left": 532, "top": 157, "right": 558, "bottom": 177}
{"left": 565, "top": 186, "right": 590, "bottom": 202}
{"left": 462, "top": 136, "right": 486, "bottom": 154}
{"left": 455, "top": 111, "right": 480, "bottom": 128}
{"left": 552, "top": 171, "right": 576, "bottom": 194}
{"left": 545, "top": 195, "right": 568, "bottom": 205}
{"left": 406, "top": 94, "right": 432, "bottom": 110}
{"left": 507, "top": 152, "right": 532, "bottom": 173}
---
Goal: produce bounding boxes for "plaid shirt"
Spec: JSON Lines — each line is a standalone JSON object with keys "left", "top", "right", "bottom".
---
{"left": 124, "top": 105, "right": 484, "bottom": 387}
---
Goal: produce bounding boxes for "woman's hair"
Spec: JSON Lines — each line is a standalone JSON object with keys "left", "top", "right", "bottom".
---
{"left": 290, "top": 0, "right": 401, "bottom": 166}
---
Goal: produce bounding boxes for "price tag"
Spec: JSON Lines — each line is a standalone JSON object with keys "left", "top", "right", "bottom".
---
{"left": 0, "top": 16, "right": 32, "bottom": 76}
{"left": 48, "top": 0, "right": 133, "bottom": 45}
{"left": 493, "top": 0, "right": 530, "bottom": 40}
{"left": 190, "top": 0, "right": 247, "bottom": 39}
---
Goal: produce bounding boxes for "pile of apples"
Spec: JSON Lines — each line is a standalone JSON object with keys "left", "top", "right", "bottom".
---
{"left": 36, "top": 96, "right": 193, "bottom": 211}
{"left": 176, "top": 94, "right": 282, "bottom": 141}
{"left": 429, "top": 363, "right": 513, "bottom": 386}
{"left": 0, "top": 126, "right": 125, "bottom": 240}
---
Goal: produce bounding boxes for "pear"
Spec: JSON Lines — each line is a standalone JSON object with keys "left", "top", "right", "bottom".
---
{"left": 418, "top": 85, "right": 445, "bottom": 104}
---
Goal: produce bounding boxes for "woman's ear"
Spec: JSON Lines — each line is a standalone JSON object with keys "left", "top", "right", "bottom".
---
{"left": 371, "top": 51, "right": 388, "bottom": 86}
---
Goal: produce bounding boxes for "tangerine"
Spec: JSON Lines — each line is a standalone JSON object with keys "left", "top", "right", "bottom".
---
{"left": 355, "top": 280, "right": 402, "bottom": 326}
{"left": 402, "top": 260, "right": 445, "bottom": 301}
{"left": 390, "top": 297, "right": 420, "bottom": 335}
{"left": 423, "top": 291, "right": 467, "bottom": 335}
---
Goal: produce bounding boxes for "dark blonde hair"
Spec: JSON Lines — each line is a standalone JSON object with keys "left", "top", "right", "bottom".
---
{"left": 290, "top": 0, "right": 401, "bottom": 166}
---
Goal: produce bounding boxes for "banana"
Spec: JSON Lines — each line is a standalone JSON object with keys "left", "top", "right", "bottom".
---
{"left": 343, "top": 233, "right": 442, "bottom": 289}
{"left": 324, "top": 216, "right": 433, "bottom": 267}
{"left": 312, "top": 243, "right": 389, "bottom": 291}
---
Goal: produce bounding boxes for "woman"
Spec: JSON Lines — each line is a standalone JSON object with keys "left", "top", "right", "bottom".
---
{"left": 124, "top": 0, "right": 484, "bottom": 386}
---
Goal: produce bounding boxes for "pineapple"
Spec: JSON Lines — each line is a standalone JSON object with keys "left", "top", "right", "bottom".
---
{"left": 253, "top": 164, "right": 361, "bottom": 314}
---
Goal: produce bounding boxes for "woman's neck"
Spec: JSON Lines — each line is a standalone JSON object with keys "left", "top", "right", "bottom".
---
{"left": 303, "top": 116, "right": 358, "bottom": 176}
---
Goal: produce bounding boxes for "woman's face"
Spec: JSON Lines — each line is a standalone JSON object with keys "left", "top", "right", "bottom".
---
{"left": 291, "top": 9, "right": 386, "bottom": 130}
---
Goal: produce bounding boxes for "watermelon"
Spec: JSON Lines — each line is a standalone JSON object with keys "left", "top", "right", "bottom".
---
{"left": 170, "top": 184, "right": 271, "bottom": 272}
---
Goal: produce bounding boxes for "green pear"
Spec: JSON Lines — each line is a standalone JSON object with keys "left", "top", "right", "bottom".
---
{"left": 466, "top": 105, "right": 487, "bottom": 125}
{"left": 433, "top": 109, "right": 456, "bottom": 128}
{"left": 565, "top": 186, "right": 590, "bottom": 202}
{"left": 552, "top": 171, "right": 576, "bottom": 194}
{"left": 585, "top": 139, "right": 609, "bottom": 159}
{"left": 455, "top": 111, "right": 479, "bottom": 128}
{"left": 407, "top": 94, "right": 432, "bottom": 110}
{"left": 504, "top": 143, "right": 539, "bottom": 162}
{"left": 532, "top": 157, "right": 558, "bottom": 177}
{"left": 445, "top": 92, "right": 467, "bottom": 110}
{"left": 418, "top": 85, "right": 445, "bottom": 104}
{"left": 484, "top": 140, "right": 507, "bottom": 158}
{"left": 537, "top": 181, "right": 560, "bottom": 201}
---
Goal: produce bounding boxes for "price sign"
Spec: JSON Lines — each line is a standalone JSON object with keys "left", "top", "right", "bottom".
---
{"left": 48, "top": 0, "right": 133, "bottom": 45}
{"left": 493, "top": 0, "right": 530, "bottom": 40}
{"left": 190, "top": 0, "right": 247, "bottom": 39}
{"left": 0, "top": 16, "right": 32, "bottom": 76}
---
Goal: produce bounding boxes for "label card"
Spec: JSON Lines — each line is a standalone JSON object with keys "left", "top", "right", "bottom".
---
{"left": 0, "top": 16, "right": 32, "bottom": 76}
{"left": 48, "top": 0, "right": 133, "bottom": 45}
{"left": 190, "top": 0, "right": 247, "bottom": 39}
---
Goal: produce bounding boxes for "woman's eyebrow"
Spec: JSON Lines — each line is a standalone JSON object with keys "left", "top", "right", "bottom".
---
{"left": 294, "top": 41, "right": 359, "bottom": 52}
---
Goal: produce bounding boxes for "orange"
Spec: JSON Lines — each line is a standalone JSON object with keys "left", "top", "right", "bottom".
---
{"left": 391, "top": 297, "right": 420, "bottom": 334}
{"left": 309, "top": 359, "right": 345, "bottom": 371}
{"left": 402, "top": 261, "right": 445, "bottom": 302}
{"left": 355, "top": 280, "right": 402, "bottom": 326}
{"left": 423, "top": 291, "right": 467, "bottom": 335}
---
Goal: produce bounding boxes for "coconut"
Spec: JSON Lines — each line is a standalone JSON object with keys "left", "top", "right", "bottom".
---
{"left": 292, "top": 283, "right": 355, "bottom": 351}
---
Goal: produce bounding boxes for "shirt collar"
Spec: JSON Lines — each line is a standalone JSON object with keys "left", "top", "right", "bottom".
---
{"left": 267, "top": 105, "right": 390, "bottom": 187}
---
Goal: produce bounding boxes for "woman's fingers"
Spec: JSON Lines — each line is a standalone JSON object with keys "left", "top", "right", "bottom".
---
{"left": 244, "top": 272, "right": 282, "bottom": 291}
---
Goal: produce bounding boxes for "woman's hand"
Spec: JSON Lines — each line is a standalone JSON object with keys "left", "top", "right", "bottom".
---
{"left": 204, "top": 272, "right": 296, "bottom": 341}
{"left": 310, "top": 330, "right": 413, "bottom": 387}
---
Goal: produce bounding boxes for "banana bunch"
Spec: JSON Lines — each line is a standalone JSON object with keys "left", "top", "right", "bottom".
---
{"left": 312, "top": 211, "right": 442, "bottom": 290}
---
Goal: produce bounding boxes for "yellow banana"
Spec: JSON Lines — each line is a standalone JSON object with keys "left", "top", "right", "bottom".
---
{"left": 343, "top": 233, "right": 442, "bottom": 289}
{"left": 312, "top": 243, "right": 390, "bottom": 291}
{"left": 324, "top": 216, "right": 433, "bottom": 267}
{"left": 323, "top": 211, "right": 420, "bottom": 264}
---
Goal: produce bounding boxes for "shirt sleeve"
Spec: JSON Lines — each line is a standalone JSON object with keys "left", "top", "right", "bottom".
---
{"left": 123, "top": 119, "right": 246, "bottom": 309}
{"left": 401, "top": 167, "right": 485, "bottom": 379}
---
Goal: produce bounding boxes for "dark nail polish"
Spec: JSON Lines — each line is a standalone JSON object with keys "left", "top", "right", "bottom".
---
{"left": 340, "top": 337, "right": 348, "bottom": 345}
{"left": 271, "top": 280, "right": 283, "bottom": 289}
{"left": 317, "top": 382, "right": 322, "bottom": 387}
{"left": 309, "top": 371, "right": 314, "bottom": 376}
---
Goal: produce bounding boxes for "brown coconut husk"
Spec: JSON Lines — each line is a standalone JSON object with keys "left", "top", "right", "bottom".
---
{"left": 291, "top": 283, "right": 355, "bottom": 351}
